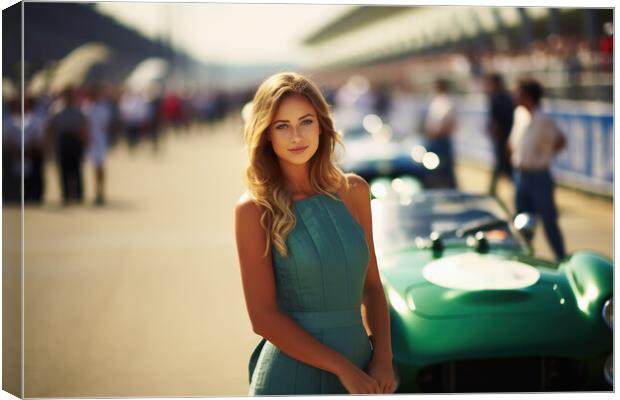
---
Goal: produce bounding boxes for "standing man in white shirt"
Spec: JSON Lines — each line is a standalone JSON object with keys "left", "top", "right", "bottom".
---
{"left": 424, "top": 78, "right": 457, "bottom": 188}
{"left": 508, "top": 78, "right": 566, "bottom": 261}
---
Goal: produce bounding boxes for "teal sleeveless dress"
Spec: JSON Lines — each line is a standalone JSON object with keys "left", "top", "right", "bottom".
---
{"left": 248, "top": 193, "right": 373, "bottom": 395}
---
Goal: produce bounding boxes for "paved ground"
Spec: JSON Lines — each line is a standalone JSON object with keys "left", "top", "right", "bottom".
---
{"left": 12, "top": 116, "right": 613, "bottom": 397}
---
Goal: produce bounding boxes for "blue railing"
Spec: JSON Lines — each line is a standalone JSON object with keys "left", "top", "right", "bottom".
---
{"left": 408, "top": 97, "right": 614, "bottom": 196}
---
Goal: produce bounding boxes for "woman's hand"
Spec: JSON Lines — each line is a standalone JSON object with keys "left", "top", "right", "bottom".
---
{"left": 366, "top": 357, "right": 398, "bottom": 393}
{"left": 337, "top": 361, "right": 381, "bottom": 394}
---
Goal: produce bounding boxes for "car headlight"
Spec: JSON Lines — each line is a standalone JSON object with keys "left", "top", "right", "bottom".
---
{"left": 602, "top": 297, "right": 613, "bottom": 329}
{"left": 604, "top": 354, "right": 613, "bottom": 385}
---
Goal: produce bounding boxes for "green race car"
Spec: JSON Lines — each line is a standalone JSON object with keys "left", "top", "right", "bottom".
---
{"left": 369, "top": 177, "right": 613, "bottom": 393}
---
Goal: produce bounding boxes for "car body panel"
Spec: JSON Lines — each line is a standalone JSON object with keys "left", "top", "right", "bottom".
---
{"left": 337, "top": 124, "right": 430, "bottom": 183}
{"left": 370, "top": 186, "right": 613, "bottom": 392}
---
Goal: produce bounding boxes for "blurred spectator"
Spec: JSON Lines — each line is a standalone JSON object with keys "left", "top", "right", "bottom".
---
{"left": 213, "top": 91, "right": 229, "bottom": 122}
{"left": 424, "top": 78, "right": 457, "bottom": 189}
{"left": 599, "top": 22, "right": 613, "bottom": 71}
{"left": 146, "top": 85, "right": 163, "bottom": 152}
{"left": 465, "top": 49, "right": 484, "bottom": 79}
{"left": 83, "top": 83, "right": 111, "bottom": 206}
{"left": 322, "top": 86, "right": 336, "bottom": 108}
{"left": 24, "top": 96, "right": 47, "bottom": 203}
{"left": 484, "top": 73, "right": 515, "bottom": 196}
{"left": 564, "top": 39, "right": 583, "bottom": 97}
{"left": 106, "top": 85, "right": 125, "bottom": 148}
{"left": 161, "top": 91, "right": 183, "bottom": 131}
{"left": 46, "top": 87, "right": 90, "bottom": 205}
{"left": 508, "top": 78, "right": 566, "bottom": 261}
{"left": 374, "top": 83, "right": 392, "bottom": 117}
{"left": 3, "top": 97, "right": 22, "bottom": 203}
{"left": 119, "top": 90, "right": 151, "bottom": 151}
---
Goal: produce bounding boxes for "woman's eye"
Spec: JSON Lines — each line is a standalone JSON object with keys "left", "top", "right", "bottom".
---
{"left": 275, "top": 123, "right": 288, "bottom": 130}
{"left": 301, "top": 119, "right": 313, "bottom": 126}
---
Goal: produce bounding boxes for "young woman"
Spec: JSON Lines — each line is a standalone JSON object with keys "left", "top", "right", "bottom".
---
{"left": 235, "top": 72, "right": 397, "bottom": 395}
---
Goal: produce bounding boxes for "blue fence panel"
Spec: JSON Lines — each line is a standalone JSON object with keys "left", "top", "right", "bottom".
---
{"left": 547, "top": 111, "right": 613, "bottom": 195}
{"left": 340, "top": 96, "right": 613, "bottom": 196}
{"left": 424, "top": 98, "right": 613, "bottom": 196}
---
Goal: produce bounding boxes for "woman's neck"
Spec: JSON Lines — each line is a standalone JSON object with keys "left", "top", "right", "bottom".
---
{"left": 279, "top": 160, "right": 314, "bottom": 195}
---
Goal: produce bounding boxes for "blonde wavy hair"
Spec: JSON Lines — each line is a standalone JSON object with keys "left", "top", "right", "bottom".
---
{"left": 244, "top": 72, "right": 348, "bottom": 257}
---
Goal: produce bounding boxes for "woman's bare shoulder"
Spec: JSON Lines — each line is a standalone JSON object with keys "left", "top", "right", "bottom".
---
{"left": 341, "top": 173, "right": 370, "bottom": 202}
{"left": 235, "top": 191, "right": 262, "bottom": 220}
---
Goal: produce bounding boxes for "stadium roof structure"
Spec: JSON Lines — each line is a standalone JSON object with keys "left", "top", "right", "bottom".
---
{"left": 302, "top": 6, "right": 559, "bottom": 70}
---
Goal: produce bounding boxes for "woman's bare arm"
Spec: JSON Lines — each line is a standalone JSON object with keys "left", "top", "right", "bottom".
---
{"left": 343, "top": 175, "right": 396, "bottom": 393}
{"left": 235, "top": 195, "right": 380, "bottom": 393}
{"left": 346, "top": 176, "right": 393, "bottom": 363}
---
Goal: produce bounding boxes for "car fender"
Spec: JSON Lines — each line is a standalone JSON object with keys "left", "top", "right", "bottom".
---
{"left": 560, "top": 251, "right": 613, "bottom": 319}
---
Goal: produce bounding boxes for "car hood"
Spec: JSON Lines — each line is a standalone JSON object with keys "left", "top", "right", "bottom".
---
{"left": 344, "top": 139, "right": 405, "bottom": 161}
{"left": 341, "top": 136, "right": 421, "bottom": 163}
{"left": 380, "top": 249, "right": 568, "bottom": 318}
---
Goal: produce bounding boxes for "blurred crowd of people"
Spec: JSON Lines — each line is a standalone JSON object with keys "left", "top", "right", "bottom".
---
{"left": 476, "top": 31, "right": 613, "bottom": 98}
{"left": 477, "top": 30, "right": 613, "bottom": 76}
{"left": 368, "top": 28, "right": 614, "bottom": 103}
{"left": 2, "top": 82, "right": 243, "bottom": 206}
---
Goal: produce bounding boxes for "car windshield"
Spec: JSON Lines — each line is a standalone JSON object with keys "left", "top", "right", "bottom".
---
{"left": 371, "top": 191, "right": 525, "bottom": 252}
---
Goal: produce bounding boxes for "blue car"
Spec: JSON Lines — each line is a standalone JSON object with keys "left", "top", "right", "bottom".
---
{"left": 337, "top": 117, "right": 451, "bottom": 188}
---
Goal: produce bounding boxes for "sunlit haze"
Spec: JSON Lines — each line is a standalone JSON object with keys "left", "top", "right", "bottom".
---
{"left": 95, "top": 3, "right": 353, "bottom": 65}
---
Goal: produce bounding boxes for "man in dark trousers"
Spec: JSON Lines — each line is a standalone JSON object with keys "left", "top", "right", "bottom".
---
{"left": 23, "top": 96, "right": 47, "bottom": 203}
{"left": 508, "top": 78, "right": 566, "bottom": 261}
{"left": 484, "top": 73, "right": 515, "bottom": 196}
{"left": 46, "top": 87, "right": 90, "bottom": 205}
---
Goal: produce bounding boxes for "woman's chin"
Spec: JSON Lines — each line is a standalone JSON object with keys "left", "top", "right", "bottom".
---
{"left": 277, "top": 151, "right": 318, "bottom": 167}
{"left": 282, "top": 156, "right": 312, "bottom": 166}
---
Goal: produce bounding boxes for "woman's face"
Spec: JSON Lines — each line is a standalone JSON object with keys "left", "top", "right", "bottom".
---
{"left": 267, "top": 94, "right": 320, "bottom": 167}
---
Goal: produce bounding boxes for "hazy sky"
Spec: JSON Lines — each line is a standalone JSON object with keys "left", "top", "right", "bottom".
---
{"left": 95, "top": 2, "right": 353, "bottom": 65}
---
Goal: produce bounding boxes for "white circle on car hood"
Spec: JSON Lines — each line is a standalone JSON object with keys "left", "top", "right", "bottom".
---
{"left": 422, "top": 253, "right": 541, "bottom": 290}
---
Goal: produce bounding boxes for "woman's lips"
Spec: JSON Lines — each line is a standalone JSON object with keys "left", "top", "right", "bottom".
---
{"left": 288, "top": 145, "right": 309, "bottom": 154}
